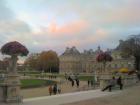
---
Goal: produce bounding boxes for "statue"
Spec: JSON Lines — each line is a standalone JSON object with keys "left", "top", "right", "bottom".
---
{"left": 0, "top": 41, "right": 29, "bottom": 103}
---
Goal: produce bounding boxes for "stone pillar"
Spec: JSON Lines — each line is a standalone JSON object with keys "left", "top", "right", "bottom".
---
{"left": 99, "top": 73, "right": 112, "bottom": 89}
{"left": 8, "top": 55, "right": 18, "bottom": 74}
{"left": 2, "top": 55, "right": 22, "bottom": 103}
{"left": 4, "top": 74, "right": 22, "bottom": 103}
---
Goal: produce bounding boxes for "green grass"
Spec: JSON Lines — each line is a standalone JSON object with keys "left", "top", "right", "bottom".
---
{"left": 78, "top": 76, "right": 95, "bottom": 81}
{"left": 21, "top": 72, "right": 95, "bottom": 81}
{"left": 20, "top": 79, "right": 56, "bottom": 89}
{"left": 25, "top": 73, "right": 65, "bottom": 79}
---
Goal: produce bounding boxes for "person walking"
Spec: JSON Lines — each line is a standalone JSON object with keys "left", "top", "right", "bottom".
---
{"left": 76, "top": 79, "right": 80, "bottom": 88}
{"left": 57, "top": 85, "right": 61, "bottom": 94}
{"left": 88, "top": 80, "right": 90, "bottom": 87}
{"left": 53, "top": 84, "right": 57, "bottom": 95}
{"left": 71, "top": 79, "right": 74, "bottom": 87}
{"left": 102, "top": 77, "right": 116, "bottom": 92}
{"left": 68, "top": 76, "right": 72, "bottom": 81}
{"left": 48, "top": 85, "right": 53, "bottom": 96}
{"left": 117, "top": 76, "right": 123, "bottom": 90}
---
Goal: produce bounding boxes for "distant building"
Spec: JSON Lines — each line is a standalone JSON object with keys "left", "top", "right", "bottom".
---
{"left": 59, "top": 46, "right": 134, "bottom": 74}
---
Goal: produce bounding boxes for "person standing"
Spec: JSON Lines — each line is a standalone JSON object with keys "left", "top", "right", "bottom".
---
{"left": 71, "top": 79, "right": 74, "bottom": 87}
{"left": 53, "top": 84, "right": 57, "bottom": 95}
{"left": 48, "top": 85, "right": 53, "bottom": 96}
{"left": 76, "top": 79, "right": 80, "bottom": 88}
{"left": 57, "top": 85, "right": 61, "bottom": 94}
{"left": 88, "top": 80, "right": 90, "bottom": 87}
{"left": 117, "top": 76, "right": 123, "bottom": 90}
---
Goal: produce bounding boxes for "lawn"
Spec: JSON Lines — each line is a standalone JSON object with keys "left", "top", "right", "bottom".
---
{"left": 20, "top": 79, "right": 56, "bottom": 89}
{"left": 78, "top": 76, "right": 95, "bottom": 81}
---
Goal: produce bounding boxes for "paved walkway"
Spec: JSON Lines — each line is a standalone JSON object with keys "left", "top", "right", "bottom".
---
{"left": 20, "top": 89, "right": 120, "bottom": 105}
{"left": 21, "top": 80, "right": 89, "bottom": 98}
{"left": 64, "top": 83, "right": 140, "bottom": 105}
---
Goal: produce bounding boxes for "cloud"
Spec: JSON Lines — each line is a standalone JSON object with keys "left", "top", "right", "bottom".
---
{"left": 75, "top": 28, "right": 109, "bottom": 46}
{"left": 39, "top": 20, "right": 89, "bottom": 37}
{"left": 0, "top": 0, "right": 14, "bottom": 20}
{"left": 1, "top": 0, "right": 140, "bottom": 55}
{"left": 50, "top": 28, "right": 110, "bottom": 50}
{"left": 0, "top": 0, "right": 34, "bottom": 53}
{"left": 107, "top": 1, "right": 140, "bottom": 26}
{"left": 103, "top": 0, "right": 140, "bottom": 26}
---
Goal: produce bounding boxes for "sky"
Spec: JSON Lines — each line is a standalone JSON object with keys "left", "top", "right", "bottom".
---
{"left": 0, "top": 0, "right": 140, "bottom": 58}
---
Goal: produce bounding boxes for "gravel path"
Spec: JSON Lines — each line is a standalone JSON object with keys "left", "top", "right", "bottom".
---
{"left": 21, "top": 80, "right": 89, "bottom": 98}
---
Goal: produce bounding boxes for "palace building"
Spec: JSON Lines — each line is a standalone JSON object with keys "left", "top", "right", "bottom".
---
{"left": 59, "top": 46, "right": 134, "bottom": 74}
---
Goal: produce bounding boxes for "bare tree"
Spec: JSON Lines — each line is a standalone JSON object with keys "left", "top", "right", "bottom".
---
{"left": 117, "top": 34, "right": 140, "bottom": 71}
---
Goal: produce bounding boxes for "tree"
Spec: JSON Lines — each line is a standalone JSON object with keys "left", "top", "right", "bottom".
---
{"left": 24, "top": 54, "right": 39, "bottom": 70}
{"left": 38, "top": 50, "right": 59, "bottom": 73}
{"left": 117, "top": 35, "right": 140, "bottom": 71}
{"left": 0, "top": 60, "right": 8, "bottom": 70}
{"left": 96, "top": 51, "right": 113, "bottom": 73}
{"left": 0, "top": 57, "right": 9, "bottom": 71}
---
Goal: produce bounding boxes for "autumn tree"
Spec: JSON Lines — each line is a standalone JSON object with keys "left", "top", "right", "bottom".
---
{"left": 0, "top": 59, "right": 8, "bottom": 70}
{"left": 117, "top": 34, "right": 140, "bottom": 71}
{"left": 38, "top": 50, "right": 59, "bottom": 73}
{"left": 24, "top": 53, "right": 39, "bottom": 70}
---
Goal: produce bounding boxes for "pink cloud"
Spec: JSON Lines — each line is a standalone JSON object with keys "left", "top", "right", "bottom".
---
{"left": 83, "top": 28, "right": 109, "bottom": 44}
{"left": 62, "top": 28, "right": 109, "bottom": 48}
{"left": 47, "top": 20, "right": 89, "bottom": 36}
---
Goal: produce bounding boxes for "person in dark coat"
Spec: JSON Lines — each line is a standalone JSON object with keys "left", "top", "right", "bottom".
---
{"left": 68, "top": 76, "right": 72, "bottom": 81}
{"left": 136, "top": 71, "right": 140, "bottom": 81}
{"left": 88, "top": 80, "right": 90, "bottom": 87}
{"left": 117, "top": 76, "right": 123, "bottom": 90}
{"left": 75, "top": 79, "right": 80, "bottom": 88}
{"left": 53, "top": 84, "right": 57, "bottom": 95}
{"left": 71, "top": 80, "right": 74, "bottom": 87}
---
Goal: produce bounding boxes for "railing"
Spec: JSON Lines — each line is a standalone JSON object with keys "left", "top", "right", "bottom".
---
{"left": 99, "top": 73, "right": 138, "bottom": 88}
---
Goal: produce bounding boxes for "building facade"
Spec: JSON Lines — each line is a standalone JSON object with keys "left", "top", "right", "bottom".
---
{"left": 59, "top": 46, "right": 134, "bottom": 74}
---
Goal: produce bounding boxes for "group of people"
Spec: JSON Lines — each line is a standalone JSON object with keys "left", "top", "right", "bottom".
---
{"left": 48, "top": 84, "right": 61, "bottom": 95}
{"left": 65, "top": 73, "right": 80, "bottom": 87}
{"left": 67, "top": 75, "right": 80, "bottom": 88}
{"left": 87, "top": 80, "right": 94, "bottom": 87}
{"left": 102, "top": 76, "right": 123, "bottom": 92}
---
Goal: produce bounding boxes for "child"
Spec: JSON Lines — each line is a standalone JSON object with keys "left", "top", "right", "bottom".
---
{"left": 48, "top": 85, "right": 52, "bottom": 95}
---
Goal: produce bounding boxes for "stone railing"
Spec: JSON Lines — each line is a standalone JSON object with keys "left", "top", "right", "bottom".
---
{"left": 122, "top": 74, "right": 138, "bottom": 86}
{"left": 99, "top": 73, "right": 138, "bottom": 89}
